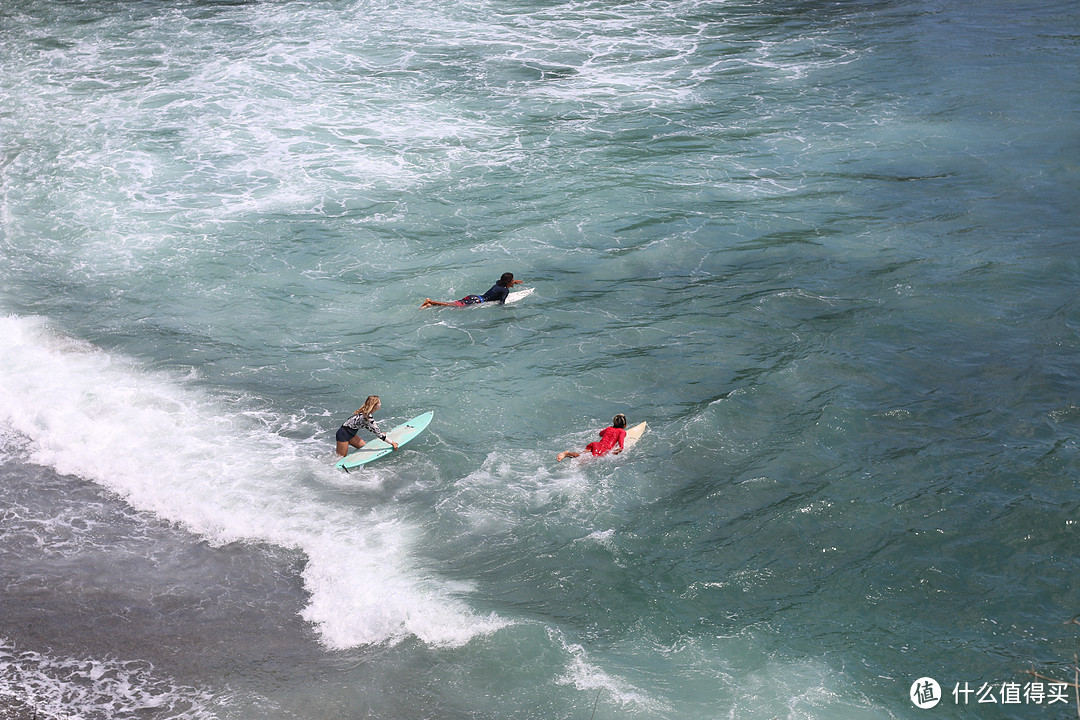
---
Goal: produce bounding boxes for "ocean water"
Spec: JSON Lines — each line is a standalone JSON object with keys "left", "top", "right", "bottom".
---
{"left": 1, "top": 0, "right": 1078, "bottom": 717}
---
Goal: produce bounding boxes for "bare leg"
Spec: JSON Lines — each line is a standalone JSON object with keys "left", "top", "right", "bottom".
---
{"left": 420, "top": 299, "right": 458, "bottom": 308}
{"left": 338, "top": 437, "right": 366, "bottom": 457}
{"left": 556, "top": 451, "right": 581, "bottom": 462}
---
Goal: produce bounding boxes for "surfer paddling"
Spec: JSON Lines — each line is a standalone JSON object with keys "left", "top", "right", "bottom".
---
{"left": 556, "top": 414, "right": 628, "bottom": 462}
{"left": 420, "top": 272, "right": 523, "bottom": 308}
{"left": 336, "top": 395, "right": 399, "bottom": 457}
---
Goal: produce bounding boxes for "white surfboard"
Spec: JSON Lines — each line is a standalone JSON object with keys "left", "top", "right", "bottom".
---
{"left": 558, "top": 421, "right": 647, "bottom": 462}
{"left": 502, "top": 287, "right": 535, "bottom": 304}
{"left": 622, "top": 421, "right": 647, "bottom": 450}
{"left": 421, "top": 287, "right": 534, "bottom": 309}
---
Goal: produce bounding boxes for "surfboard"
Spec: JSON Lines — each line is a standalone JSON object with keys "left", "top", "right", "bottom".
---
{"left": 622, "top": 421, "right": 647, "bottom": 451}
{"left": 558, "top": 421, "right": 647, "bottom": 462}
{"left": 336, "top": 411, "right": 433, "bottom": 472}
{"left": 421, "top": 288, "right": 534, "bottom": 308}
{"left": 502, "top": 287, "right": 535, "bottom": 304}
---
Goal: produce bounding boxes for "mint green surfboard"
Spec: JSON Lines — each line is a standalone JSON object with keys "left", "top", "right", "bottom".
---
{"left": 336, "top": 411, "right": 433, "bottom": 472}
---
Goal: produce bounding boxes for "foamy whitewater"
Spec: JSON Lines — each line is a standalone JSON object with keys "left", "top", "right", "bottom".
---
{"left": 1, "top": 0, "right": 1078, "bottom": 718}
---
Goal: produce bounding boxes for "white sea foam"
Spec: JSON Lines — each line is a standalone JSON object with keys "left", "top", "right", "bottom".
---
{"left": 550, "top": 629, "right": 670, "bottom": 715}
{"left": 0, "top": 639, "right": 218, "bottom": 720}
{"left": 449, "top": 449, "right": 619, "bottom": 525}
{"left": 0, "top": 314, "right": 505, "bottom": 650}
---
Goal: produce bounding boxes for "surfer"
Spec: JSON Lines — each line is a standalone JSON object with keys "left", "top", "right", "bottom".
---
{"left": 419, "top": 272, "right": 523, "bottom": 308}
{"left": 556, "top": 414, "right": 628, "bottom": 462}
{"left": 336, "top": 395, "right": 399, "bottom": 457}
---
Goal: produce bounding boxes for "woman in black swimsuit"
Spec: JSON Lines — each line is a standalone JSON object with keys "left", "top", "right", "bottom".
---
{"left": 335, "top": 395, "right": 399, "bottom": 457}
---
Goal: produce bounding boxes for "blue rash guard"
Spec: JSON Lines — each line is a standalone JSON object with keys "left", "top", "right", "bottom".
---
{"left": 480, "top": 284, "right": 510, "bottom": 304}
{"left": 457, "top": 283, "right": 510, "bottom": 306}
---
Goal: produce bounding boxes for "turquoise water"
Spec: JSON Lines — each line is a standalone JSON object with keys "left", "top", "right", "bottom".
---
{"left": 1, "top": 0, "right": 1078, "bottom": 717}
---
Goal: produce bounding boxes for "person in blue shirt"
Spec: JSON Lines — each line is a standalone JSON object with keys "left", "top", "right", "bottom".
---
{"left": 420, "top": 272, "right": 522, "bottom": 308}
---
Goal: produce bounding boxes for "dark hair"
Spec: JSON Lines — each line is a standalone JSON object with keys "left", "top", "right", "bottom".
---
{"left": 498, "top": 272, "right": 515, "bottom": 287}
{"left": 612, "top": 413, "right": 627, "bottom": 429}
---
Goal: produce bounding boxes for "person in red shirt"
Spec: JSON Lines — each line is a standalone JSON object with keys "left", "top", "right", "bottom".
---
{"left": 556, "top": 414, "right": 628, "bottom": 462}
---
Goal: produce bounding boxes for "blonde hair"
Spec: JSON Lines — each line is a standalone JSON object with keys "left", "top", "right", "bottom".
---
{"left": 356, "top": 395, "right": 381, "bottom": 417}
